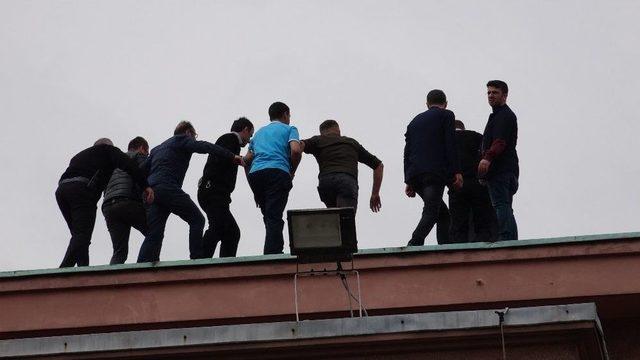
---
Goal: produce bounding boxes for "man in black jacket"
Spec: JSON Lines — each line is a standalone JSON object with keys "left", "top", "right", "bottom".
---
{"left": 448, "top": 120, "right": 497, "bottom": 243}
{"left": 198, "top": 118, "right": 254, "bottom": 258}
{"left": 478, "top": 80, "right": 519, "bottom": 241}
{"left": 101, "top": 136, "right": 150, "bottom": 264}
{"left": 404, "top": 89, "right": 462, "bottom": 246}
{"left": 56, "top": 138, "right": 154, "bottom": 267}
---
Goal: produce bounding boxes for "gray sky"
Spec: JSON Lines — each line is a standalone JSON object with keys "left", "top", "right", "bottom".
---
{"left": 1, "top": 1, "right": 639, "bottom": 271}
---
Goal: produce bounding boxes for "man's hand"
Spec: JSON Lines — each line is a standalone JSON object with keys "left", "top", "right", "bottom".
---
{"left": 143, "top": 187, "right": 155, "bottom": 204}
{"left": 452, "top": 173, "right": 463, "bottom": 190}
{"left": 478, "top": 159, "right": 491, "bottom": 177}
{"left": 370, "top": 193, "right": 382, "bottom": 212}
{"left": 233, "top": 155, "right": 244, "bottom": 166}
{"left": 405, "top": 184, "right": 416, "bottom": 198}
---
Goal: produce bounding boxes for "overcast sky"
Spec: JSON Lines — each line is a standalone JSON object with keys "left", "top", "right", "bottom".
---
{"left": 1, "top": 0, "right": 639, "bottom": 271}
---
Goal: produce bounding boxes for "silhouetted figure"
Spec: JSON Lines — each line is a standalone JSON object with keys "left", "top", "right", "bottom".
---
{"left": 198, "top": 118, "right": 254, "bottom": 258}
{"left": 448, "top": 120, "right": 497, "bottom": 243}
{"left": 56, "top": 138, "right": 154, "bottom": 267}
{"left": 102, "top": 136, "right": 151, "bottom": 264}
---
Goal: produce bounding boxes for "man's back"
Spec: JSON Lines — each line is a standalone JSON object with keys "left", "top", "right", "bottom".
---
{"left": 455, "top": 130, "right": 483, "bottom": 179}
{"left": 303, "top": 135, "right": 381, "bottom": 179}
{"left": 147, "top": 135, "right": 197, "bottom": 188}
{"left": 104, "top": 151, "right": 147, "bottom": 202}
{"left": 249, "top": 121, "right": 299, "bottom": 174}
{"left": 404, "top": 107, "right": 458, "bottom": 184}
{"left": 60, "top": 144, "right": 145, "bottom": 194}
{"left": 201, "top": 133, "right": 241, "bottom": 198}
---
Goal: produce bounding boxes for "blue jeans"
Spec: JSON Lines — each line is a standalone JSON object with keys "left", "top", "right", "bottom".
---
{"left": 137, "top": 185, "right": 206, "bottom": 262}
{"left": 248, "top": 169, "right": 292, "bottom": 255}
{"left": 487, "top": 172, "right": 519, "bottom": 241}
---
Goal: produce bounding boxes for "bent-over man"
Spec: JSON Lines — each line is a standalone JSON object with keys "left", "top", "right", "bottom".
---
{"left": 56, "top": 138, "right": 154, "bottom": 267}
{"left": 101, "top": 136, "right": 150, "bottom": 264}
{"left": 302, "top": 119, "right": 383, "bottom": 212}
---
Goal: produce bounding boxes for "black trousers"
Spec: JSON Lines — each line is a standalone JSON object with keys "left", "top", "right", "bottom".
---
{"left": 317, "top": 172, "right": 359, "bottom": 211}
{"left": 448, "top": 178, "right": 497, "bottom": 243}
{"left": 198, "top": 192, "right": 240, "bottom": 258}
{"left": 102, "top": 198, "right": 148, "bottom": 264}
{"left": 248, "top": 169, "right": 292, "bottom": 255}
{"left": 408, "top": 174, "right": 447, "bottom": 246}
{"left": 56, "top": 182, "right": 100, "bottom": 267}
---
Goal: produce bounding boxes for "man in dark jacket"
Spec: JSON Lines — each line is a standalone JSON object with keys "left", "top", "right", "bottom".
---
{"left": 101, "top": 136, "right": 150, "bottom": 264}
{"left": 478, "top": 80, "right": 519, "bottom": 241}
{"left": 198, "top": 117, "right": 254, "bottom": 258}
{"left": 137, "top": 121, "right": 244, "bottom": 263}
{"left": 56, "top": 138, "right": 154, "bottom": 267}
{"left": 448, "top": 120, "right": 497, "bottom": 243}
{"left": 301, "top": 119, "right": 383, "bottom": 213}
{"left": 404, "top": 89, "right": 462, "bottom": 246}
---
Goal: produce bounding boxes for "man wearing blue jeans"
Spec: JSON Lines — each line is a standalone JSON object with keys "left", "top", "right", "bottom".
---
{"left": 404, "top": 89, "right": 462, "bottom": 246}
{"left": 243, "top": 102, "right": 302, "bottom": 254}
{"left": 478, "top": 80, "right": 519, "bottom": 241}
{"left": 137, "top": 121, "right": 243, "bottom": 262}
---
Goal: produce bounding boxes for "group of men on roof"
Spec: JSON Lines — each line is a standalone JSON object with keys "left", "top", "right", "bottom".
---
{"left": 55, "top": 80, "right": 518, "bottom": 267}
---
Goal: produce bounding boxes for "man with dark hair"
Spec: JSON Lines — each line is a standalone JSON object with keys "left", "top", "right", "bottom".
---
{"left": 301, "top": 119, "right": 383, "bottom": 212}
{"left": 101, "top": 136, "right": 150, "bottom": 264}
{"left": 448, "top": 120, "right": 497, "bottom": 243}
{"left": 404, "top": 89, "right": 462, "bottom": 246}
{"left": 137, "top": 121, "right": 244, "bottom": 262}
{"left": 198, "top": 117, "right": 254, "bottom": 258}
{"left": 243, "top": 102, "right": 302, "bottom": 254}
{"left": 56, "top": 138, "right": 154, "bottom": 267}
{"left": 478, "top": 80, "right": 519, "bottom": 241}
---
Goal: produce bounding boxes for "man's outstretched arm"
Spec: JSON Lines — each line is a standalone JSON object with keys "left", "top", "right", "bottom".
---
{"left": 289, "top": 141, "right": 302, "bottom": 178}
{"left": 370, "top": 163, "right": 384, "bottom": 212}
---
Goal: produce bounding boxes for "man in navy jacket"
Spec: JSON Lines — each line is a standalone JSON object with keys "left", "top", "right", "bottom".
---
{"left": 404, "top": 89, "right": 462, "bottom": 246}
{"left": 137, "top": 121, "right": 243, "bottom": 263}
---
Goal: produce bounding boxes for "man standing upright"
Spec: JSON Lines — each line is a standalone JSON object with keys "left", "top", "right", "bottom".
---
{"left": 404, "top": 89, "right": 462, "bottom": 246}
{"left": 448, "top": 120, "right": 497, "bottom": 243}
{"left": 137, "top": 121, "right": 243, "bottom": 263}
{"left": 302, "top": 119, "right": 383, "bottom": 213}
{"left": 243, "top": 102, "right": 302, "bottom": 255}
{"left": 198, "top": 117, "right": 254, "bottom": 258}
{"left": 478, "top": 80, "right": 519, "bottom": 241}
{"left": 56, "top": 138, "right": 154, "bottom": 267}
{"left": 102, "top": 136, "right": 151, "bottom": 264}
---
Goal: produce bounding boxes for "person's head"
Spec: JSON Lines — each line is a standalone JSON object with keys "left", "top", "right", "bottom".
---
{"left": 486, "top": 80, "right": 508, "bottom": 107}
{"left": 94, "top": 138, "right": 113, "bottom": 146}
{"left": 231, "top": 117, "right": 254, "bottom": 147}
{"left": 174, "top": 120, "right": 197, "bottom": 138}
{"left": 426, "top": 89, "right": 447, "bottom": 109}
{"left": 127, "top": 136, "right": 149, "bottom": 155}
{"left": 268, "top": 102, "right": 291, "bottom": 124}
{"left": 454, "top": 120, "right": 465, "bottom": 131}
{"left": 319, "top": 119, "right": 340, "bottom": 136}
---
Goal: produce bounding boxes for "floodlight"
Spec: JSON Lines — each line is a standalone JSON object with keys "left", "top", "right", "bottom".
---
{"left": 287, "top": 207, "right": 357, "bottom": 263}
